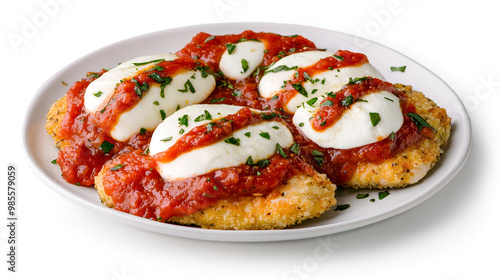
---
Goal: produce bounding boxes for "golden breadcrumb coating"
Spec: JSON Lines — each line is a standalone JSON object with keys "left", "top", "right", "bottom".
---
{"left": 45, "top": 95, "right": 69, "bottom": 149}
{"left": 94, "top": 166, "right": 336, "bottom": 230}
{"left": 344, "top": 84, "right": 451, "bottom": 189}
{"left": 168, "top": 173, "right": 336, "bottom": 230}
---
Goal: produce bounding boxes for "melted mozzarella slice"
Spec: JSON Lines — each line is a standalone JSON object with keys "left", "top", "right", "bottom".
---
{"left": 259, "top": 51, "right": 331, "bottom": 99}
{"left": 110, "top": 69, "right": 216, "bottom": 141}
{"left": 293, "top": 91, "right": 403, "bottom": 149}
{"left": 84, "top": 54, "right": 178, "bottom": 113}
{"left": 219, "top": 40, "right": 265, "bottom": 80}
{"left": 149, "top": 104, "right": 293, "bottom": 180}
{"left": 258, "top": 51, "right": 384, "bottom": 113}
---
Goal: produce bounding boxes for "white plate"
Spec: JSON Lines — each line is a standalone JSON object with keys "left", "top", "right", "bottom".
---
{"left": 23, "top": 23, "right": 471, "bottom": 242}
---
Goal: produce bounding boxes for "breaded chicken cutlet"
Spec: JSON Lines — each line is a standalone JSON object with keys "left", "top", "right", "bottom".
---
{"left": 95, "top": 158, "right": 337, "bottom": 230}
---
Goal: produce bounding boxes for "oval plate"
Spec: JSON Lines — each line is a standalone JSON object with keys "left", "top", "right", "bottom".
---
{"left": 24, "top": 23, "right": 471, "bottom": 242}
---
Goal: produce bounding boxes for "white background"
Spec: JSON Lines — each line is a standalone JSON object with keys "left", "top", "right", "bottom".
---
{"left": 1, "top": 0, "right": 499, "bottom": 279}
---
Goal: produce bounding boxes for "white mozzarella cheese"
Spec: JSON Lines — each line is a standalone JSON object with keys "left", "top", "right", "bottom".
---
{"left": 110, "top": 70, "right": 216, "bottom": 141}
{"left": 84, "top": 54, "right": 178, "bottom": 113}
{"left": 149, "top": 104, "right": 293, "bottom": 180}
{"left": 219, "top": 40, "right": 265, "bottom": 80}
{"left": 293, "top": 91, "right": 403, "bottom": 149}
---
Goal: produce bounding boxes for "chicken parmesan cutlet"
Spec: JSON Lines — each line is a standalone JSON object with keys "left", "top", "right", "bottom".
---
{"left": 45, "top": 30, "right": 450, "bottom": 229}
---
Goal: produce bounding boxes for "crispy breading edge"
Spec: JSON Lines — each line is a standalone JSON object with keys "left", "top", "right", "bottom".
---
{"left": 168, "top": 173, "right": 337, "bottom": 230}
{"left": 344, "top": 84, "right": 452, "bottom": 189}
{"left": 95, "top": 164, "right": 337, "bottom": 230}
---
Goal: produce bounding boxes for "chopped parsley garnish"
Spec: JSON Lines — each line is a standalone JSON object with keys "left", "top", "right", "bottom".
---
{"left": 325, "top": 91, "right": 336, "bottom": 98}
{"left": 241, "top": 59, "right": 249, "bottom": 73}
{"left": 333, "top": 55, "right": 344, "bottom": 61}
{"left": 210, "top": 97, "right": 226, "bottom": 103}
{"left": 100, "top": 141, "right": 114, "bottom": 153}
{"left": 160, "top": 110, "right": 167, "bottom": 120}
{"left": 378, "top": 190, "right": 390, "bottom": 200}
{"left": 132, "top": 58, "right": 165, "bottom": 66}
{"left": 246, "top": 156, "right": 254, "bottom": 165}
{"left": 232, "top": 89, "right": 242, "bottom": 97}
{"left": 225, "top": 43, "right": 236, "bottom": 54}
{"left": 356, "top": 193, "right": 370, "bottom": 199}
{"left": 292, "top": 83, "right": 308, "bottom": 97}
{"left": 195, "top": 66, "right": 212, "bottom": 78}
{"left": 390, "top": 65, "right": 407, "bottom": 72}
{"left": 178, "top": 114, "right": 189, "bottom": 127}
{"left": 178, "top": 79, "right": 195, "bottom": 93}
{"left": 131, "top": 78, "right": 149, "bottom": 98}
{"left": 320, "top": 100, "right": 334, "bottom": 107}
{"left": 194, "top": 110, "right": 213, "bottom": 122}
{"left": 303, "top": 72, "right": 319, "bottom": 84}
{"left": 276, "top": 143, "right": 287, "bottom": 158}
{"left": 348, "top": 77, "right": 370, "bottom": 85}
{"left": 257, "top": 159, "right": 270, "bottom": 168}
{"left": 369, "top": 112, "right": 381, "bottom": 126}
{"left": 334, "top": 204, "right": 350, "bottom": 211}
{"left": 148, "top": 72, "right": 164, "bottom": 83}
{"left": 389, "top": 131, "right": 396, "bottom": 140}
{"left": 110, "top": 164, "right": 124, "bottom": 171}
{"left": 204, "top": 35, "right": 216, "bottom": 43}
{"left": 290, "top": 142, "right": 300, "bottom": 155}
{"left": 147, "top": 65, "right": 164, "bottom": 72}
{"left": 93, "top": 91, "right": 103, "bottom": 97}
{"left": 407, "top": 113, "right": 436, "bottom": 132}
{"left": 312, "top": 150, "right": 325, "bottom": 166}
{"left": 224, "top": 137, "right": 240, "bottom": 146}
{"left": 264, "top": 65, "right": 298, "bottom": 75}
{"left": 87, "top": 72, "right": 100, "bottom": 78}
{"left": 159, "top": 76, "right": 173, "bottom": 98}
{"left": 259, "top": 132, "right": 270, "bottom": 139}
{"left": 307, "top": 97, "right": 318, "bottom": 107}
{"left": 246, "top": 156, "right": 271, "bottom": 168}
{"left": 341, "top": 95, "right": 354, "bottom": 107}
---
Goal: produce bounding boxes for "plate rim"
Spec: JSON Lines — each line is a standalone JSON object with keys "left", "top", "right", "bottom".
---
{"left": 23, "top": 22, "right": 472, "bottom": 242}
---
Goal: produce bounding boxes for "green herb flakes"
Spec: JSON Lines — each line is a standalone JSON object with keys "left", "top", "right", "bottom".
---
{"left": 224, "top": 137, "right": 240, "bottom": 146}
{"left": 369, "top": 112, "right": 381, "bottom": 126}
{"left": 390, "top": 65, "right": 407, "bottom": 72}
